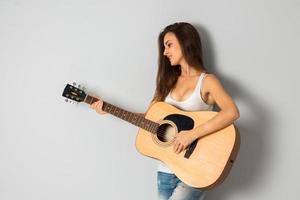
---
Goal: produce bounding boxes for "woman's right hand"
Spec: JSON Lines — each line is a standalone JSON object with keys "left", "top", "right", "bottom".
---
{"left": 90, "top": 97, "right": 107, "bottom": 115}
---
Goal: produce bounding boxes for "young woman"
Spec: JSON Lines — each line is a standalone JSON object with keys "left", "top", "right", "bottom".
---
{"left": 91, "top": 22, "right": 240, "bottom": 200}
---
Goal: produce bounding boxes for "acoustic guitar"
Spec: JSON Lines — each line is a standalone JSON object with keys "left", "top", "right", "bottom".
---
{"left": 62, "top": 83, "right": 240, "bottom": 189}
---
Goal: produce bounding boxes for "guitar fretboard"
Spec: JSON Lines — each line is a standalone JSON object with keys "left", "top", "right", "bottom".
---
{"left": 84, "top": 95, "right": 159, "bottom": 133}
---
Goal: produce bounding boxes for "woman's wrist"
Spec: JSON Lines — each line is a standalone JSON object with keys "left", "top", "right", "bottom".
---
{"left": 191, "top": 125, "right": 207, "bottom": 140}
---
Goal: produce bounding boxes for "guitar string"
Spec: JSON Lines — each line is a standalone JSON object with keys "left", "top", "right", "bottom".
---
{"left": 111, "top": 111, "right": 178, "bottom": 139}
{"left": 87, "top": 96, "right": 178, "bottom": 140}
{"left": 135, "top": 122, "right": 178, "bottom": 140}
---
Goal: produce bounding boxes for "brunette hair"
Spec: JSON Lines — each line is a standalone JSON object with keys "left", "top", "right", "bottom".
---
{"left": 151, "top": 22, "right": 209, "bottom": 102}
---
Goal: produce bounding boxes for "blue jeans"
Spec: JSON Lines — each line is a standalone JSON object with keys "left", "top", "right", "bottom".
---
{"left": 157, "top": 171, "right": 206, "bottom": 200}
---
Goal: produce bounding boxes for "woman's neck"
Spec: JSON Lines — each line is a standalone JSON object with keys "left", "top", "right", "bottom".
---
{"left": 180, "top": 65, "right": 203, "bottom": 78}
{"left": 179, "top": 62, "right": 203, "bottom": 78}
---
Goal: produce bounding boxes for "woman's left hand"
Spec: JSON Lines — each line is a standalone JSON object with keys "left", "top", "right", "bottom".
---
{"left": 173, "top": 130, "right": 197, "bottom": 154}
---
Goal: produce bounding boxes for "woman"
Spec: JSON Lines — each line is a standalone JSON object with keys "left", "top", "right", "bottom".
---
{"left": 91, "top": 22, "right": 240, "bottom": 200}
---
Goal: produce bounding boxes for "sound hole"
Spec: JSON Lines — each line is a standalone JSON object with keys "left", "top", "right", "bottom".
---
{"left": 156, "top": 123, "right": 176, "bottom": 142}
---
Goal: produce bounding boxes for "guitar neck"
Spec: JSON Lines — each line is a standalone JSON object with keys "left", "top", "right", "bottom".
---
{"left": 84, "top": 95, "right": 158, "bottom": 133}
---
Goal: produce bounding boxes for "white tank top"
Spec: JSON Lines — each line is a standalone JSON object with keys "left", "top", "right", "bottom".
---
{"left": 157, "top": 72, "right": 214, "bottom": 173}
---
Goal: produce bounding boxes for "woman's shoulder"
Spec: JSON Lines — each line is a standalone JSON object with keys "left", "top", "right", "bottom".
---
{"left": 201, "top": 73, "right": 224, "bottom": 100}
{"left": 203, "top": 72, "right": 221, "bottom": 87}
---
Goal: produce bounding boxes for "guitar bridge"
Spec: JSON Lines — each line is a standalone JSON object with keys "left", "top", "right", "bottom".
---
{"left": 184, "top": 140, "right": 198, "bottom": 159}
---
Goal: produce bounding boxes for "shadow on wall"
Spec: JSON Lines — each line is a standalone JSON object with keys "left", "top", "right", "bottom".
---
{"left": 194, "top": 24, "right": 274, "bottom": 199}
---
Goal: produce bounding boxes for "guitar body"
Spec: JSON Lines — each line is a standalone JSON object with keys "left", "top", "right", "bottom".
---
{"left": 135, "top": 101, "right": 240, "bottom": 189}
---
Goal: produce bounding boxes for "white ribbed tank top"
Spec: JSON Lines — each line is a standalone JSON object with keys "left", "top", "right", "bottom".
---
{"left": 157, "top": 72, "right": 214, "bottom": 173}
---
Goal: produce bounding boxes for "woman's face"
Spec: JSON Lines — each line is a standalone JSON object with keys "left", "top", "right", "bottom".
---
{"left": 163, "top": 32, "right": 184, "bottom": 66}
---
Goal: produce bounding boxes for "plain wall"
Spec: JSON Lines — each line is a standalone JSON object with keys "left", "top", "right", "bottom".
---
{"left": 0, "top": 0, "right": 299, "bottom": 199}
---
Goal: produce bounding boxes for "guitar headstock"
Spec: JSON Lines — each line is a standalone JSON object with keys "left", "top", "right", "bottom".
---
{"left": 62, "top": 82, "right": 87, "bottom": 104}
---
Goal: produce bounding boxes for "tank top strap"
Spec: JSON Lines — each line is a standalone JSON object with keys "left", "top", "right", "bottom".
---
{"left": 195, "top": 72, "right": 206, "bottom": 93}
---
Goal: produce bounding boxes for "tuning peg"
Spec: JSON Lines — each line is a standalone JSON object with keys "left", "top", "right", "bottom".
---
{"left": 65, "top": 99, "right": 69, "bottom": 102}
{"left": 72, "top": 82, "right": 76, "bottom": 86}
{"left": 78, "top": 84, "right": 81, "bottom": 88}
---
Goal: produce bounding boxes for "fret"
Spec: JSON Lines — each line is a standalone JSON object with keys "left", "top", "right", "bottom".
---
{"left": 145, "top": 121, "right": 150, "bottom": 131}
{"left": 154, "top": 123, "right": 158, "bottom": 133}
{"left": 150, "top": 122, "right": 156, "bottom": 134}
{"left": 146, "top": 121, "right": 151, "bottom": 132}
{"left": 133, "top": 115, "right": 138, "bottom": 125}
{"left": 120, "top": 109, "right": 126, "bottom": 120}
{"left": 128, "top": 112, "right": 132, "bottom": 123}
{"left": 144, "top": 119, "right": 148, "bottom": 128}
{"left": 149, "top": 121, "right": 154, "bottom": 132}
{"left": 139, "top": 117, "right": 143, "bottom": 129}
{"left": 113, "top": 107, "right": 118, "bottom": 116}
{"left": 120, "top": 109, "right": 124, "bottom": 119}
{"left": 105, "top": 103, "right": 111, "bottom": 113}
{"left": 121, "top": 109, "right": 126, "bottom": 119}
{"left": 118, "top": 108, "right": 123, "bottom": 118}
{"left": 84, "top": 95, "right": 89, "bottom": 104}
{"left": 140, "top": 118, "right": 144, "bottom": 129}
{"left": 111, "top": 105, "right": 116, "bottom": 115}
{"left": 131, "top": 114, "right": 135, "bottom": 125}
{"left": 119, "top": 108, "right": 124, "bottom": 118}
{"left": 132, "top": 114, "right": 137, "bottom": 125}
{"left": 136, "top": 115, "right": 140, "bottom": 125}
{"left": 141, "top": 118, "right": 146, "bottom": 130}
{"left": 108, "top": 103, "right": 114, "bottom": 113}
{"left": 137, "top": 116, "right": 142, "bottom": 126}
{"left": 125, "top": 110, "right": 130, "bottom": 122}
{"left": 114, "top": 107, "right": 119, "bottom": 117}
{"left": 129, "top": 112, "right": 134, "bottom": 125}
{"left": 84, "top": 95, "right": 88, "bottom": 104}
{"left": 121, "top": 110, "right": 126, "bottom": 120}
{"left": 117, "top": 108, "right": 122, "bottom": 117}
{"left": 136, "top": 115, "right": 141, "bottom": 126}
{"left": 90, "top": 96, "right": 94, "bottom": 104}
{"left": 103, "top": 102, "right": 108, "bottom": 112}
{"left": 91, "top": 96, "right": 98, "bottom": 104}
{"left": 149, "top": 121, "right": 154, "bottom": 133}
{"left": 126, "top": 112, "right": 130, "bottom": 121}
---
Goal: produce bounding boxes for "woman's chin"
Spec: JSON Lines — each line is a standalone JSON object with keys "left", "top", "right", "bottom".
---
{"left": 169, "top": 60, "right": 177, "bottom": 66}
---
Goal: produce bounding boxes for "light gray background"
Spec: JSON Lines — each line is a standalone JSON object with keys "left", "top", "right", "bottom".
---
{"left": 0, "top": 0, "right": 299, "bottom": 199}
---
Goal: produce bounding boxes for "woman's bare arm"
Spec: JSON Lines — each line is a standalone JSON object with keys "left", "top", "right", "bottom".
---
{"left": 192, "top": 74, "right": 240, "bottom": 139}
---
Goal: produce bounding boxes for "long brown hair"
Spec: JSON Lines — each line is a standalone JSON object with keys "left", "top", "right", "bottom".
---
{"left": 151, "top": 22, "right": 209, "bottom": 102}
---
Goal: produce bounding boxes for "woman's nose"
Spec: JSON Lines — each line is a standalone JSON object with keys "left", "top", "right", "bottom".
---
{"left": 163, "top": 48, "right": 168, "bottom": 56}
